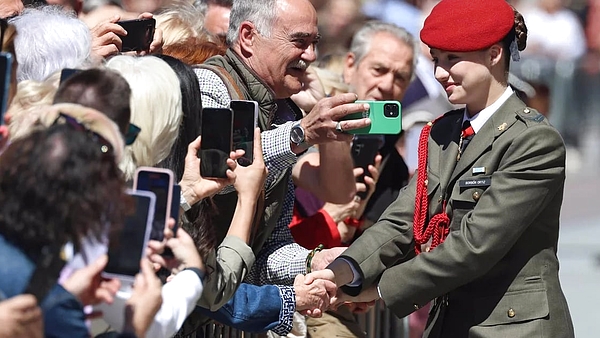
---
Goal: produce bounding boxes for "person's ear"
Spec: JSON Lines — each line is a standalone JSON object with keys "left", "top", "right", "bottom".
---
{"left": 489, "top": 44, "right": 503, "bottom": 66}
{"left": 238, "top": 21, "right": 256, "bottom": 55}
{"left": 343, "top": 52, "right": 357, "bottom": 84}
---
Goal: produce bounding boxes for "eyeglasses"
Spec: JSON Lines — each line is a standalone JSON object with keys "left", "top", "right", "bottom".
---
{"left": 54, "top": 112, "right": 114, "bottom": 156}
{"left": 124, "top": 123, "right": 141, "bottom": 145}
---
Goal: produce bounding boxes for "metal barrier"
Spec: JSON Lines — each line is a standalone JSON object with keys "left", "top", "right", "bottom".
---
{"left": 193, "top": 301, "right": 409, "bottom": 338}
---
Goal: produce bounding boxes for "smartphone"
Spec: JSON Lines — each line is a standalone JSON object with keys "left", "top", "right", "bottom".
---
{"left": 133, "top": 167, "right": 174, "bottom": 242}
{"left": 351, "top": 135, "right": 383, "bottom": 199}
{"left": 116, "top": 18, "right": 156, "bottom": 52}
{"left": 342, "top": 100, "right": 402, "bottom": 135}
{"left": 200, "top": 107, "right": 233, "bottom": 178}
{"left": 230, "top": 100, "right": 258, "bottom": 166}
{"left": 103, "top": 189, "right": 155, "bottom": 282}
{"left": 59, "top": 68, "right": 82, "bottom": 85}
{"left": 0, "top": 52, "right": 13, "bottom": 125}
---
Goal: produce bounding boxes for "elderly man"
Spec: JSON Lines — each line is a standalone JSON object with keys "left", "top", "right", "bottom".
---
{"left": 193, "top": 0, "right": 369, "bottom": 308}
{"left": 194, "top": 0, "right": 232, "bottom": 39}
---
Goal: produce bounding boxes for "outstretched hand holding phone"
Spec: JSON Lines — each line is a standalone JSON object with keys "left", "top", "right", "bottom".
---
{"left": 179, "top": 135, "right": 241, "bottom": 207}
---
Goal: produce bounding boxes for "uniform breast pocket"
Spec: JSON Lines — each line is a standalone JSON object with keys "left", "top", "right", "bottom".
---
{"left": 450, "top": 176, "right": 492, "bottom": 230}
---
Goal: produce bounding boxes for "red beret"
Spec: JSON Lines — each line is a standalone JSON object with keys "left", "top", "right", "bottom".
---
{"left": 420, "top": 0, "right": 515, "bottom": 52}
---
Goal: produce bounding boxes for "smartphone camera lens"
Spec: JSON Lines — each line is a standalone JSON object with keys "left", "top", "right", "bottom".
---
{"left": 384, "top": 103, "right": 399, "bottom": 118}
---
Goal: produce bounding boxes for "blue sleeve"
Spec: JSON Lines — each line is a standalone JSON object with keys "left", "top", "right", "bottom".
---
{"left": 41, "top": 284, "right": 89, "bottom": 338}
{"left": 195, "top": 283, "right": 295, "bottom": 335}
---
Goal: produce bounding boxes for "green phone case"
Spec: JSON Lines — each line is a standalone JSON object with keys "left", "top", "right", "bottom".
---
{"left": 342, "top": 100, "right": 402, "bottom": 135}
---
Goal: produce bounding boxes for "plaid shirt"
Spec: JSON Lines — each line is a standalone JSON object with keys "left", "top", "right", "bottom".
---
{"left": 195, "top": 68, "right": 310, "bottom": 285}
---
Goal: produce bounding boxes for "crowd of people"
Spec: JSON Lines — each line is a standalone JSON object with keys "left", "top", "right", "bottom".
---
{"left": 0, "top": 0, "right": 579, "bottom": 338}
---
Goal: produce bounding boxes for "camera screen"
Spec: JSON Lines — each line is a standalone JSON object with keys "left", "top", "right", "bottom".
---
{"left": 105, "top": 193, "right": 153, "bottom": 277}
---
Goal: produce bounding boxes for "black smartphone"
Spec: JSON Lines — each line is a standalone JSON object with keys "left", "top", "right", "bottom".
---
{"left": 103, "top": 189, "right": 155, "bottom": 282}
{"left": 200, "top": 107, "right": 233, "bottom": 178}
{"left": 59, "top": 68, "right": 82, "bottom": 85}
{"left": 116, "top": 18, "right": 156, "bottom": 52}
{"left": 0, "top": 52, "right": 13, "bottom": 125}
{"left": 170, "top": 184, "right": 181, "bottom": 235}
{"left": 351, "top": 135, "right": 382, "bottom": 199}
{"left": 230, "top": 100, "right": 258, "bottom": 166}
{"left": 133, "top": 167, "right": 174, "bottom": 242}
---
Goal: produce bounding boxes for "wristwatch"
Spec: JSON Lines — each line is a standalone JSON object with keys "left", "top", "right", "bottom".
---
{"left": 290, "top": 121, "right": 310, "bottom": 152}
{"left": 180, "top": 189, "right": 191, "bottom": 211}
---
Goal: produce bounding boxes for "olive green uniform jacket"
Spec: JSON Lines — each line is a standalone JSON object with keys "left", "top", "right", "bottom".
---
{"left": 341, "top": 94, "right": 574, "bottom": 337}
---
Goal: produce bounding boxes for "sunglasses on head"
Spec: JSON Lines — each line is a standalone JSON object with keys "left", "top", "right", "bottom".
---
{"left": 125, "top": 123, "right": 141, "bottom": 145}
{"left": 54, "top": 112, "right": 114, "bottom": 156}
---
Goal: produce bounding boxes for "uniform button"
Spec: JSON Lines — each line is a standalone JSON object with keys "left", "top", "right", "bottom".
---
{"left": 413, "top": 303, "right": 421, "bottom": 310}
{"left": 507, "top": 308, "right": 515, "bottom": 318}
{"left": 472, "top": 191, "right": 481, "bottom": 201}
{"left": 524, "top": 108, "right": 530, "bottom": 114}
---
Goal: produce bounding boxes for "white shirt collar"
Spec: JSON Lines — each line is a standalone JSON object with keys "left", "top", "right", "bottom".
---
{"left": 463, "top": 87, "right": 514, "bottom": 133}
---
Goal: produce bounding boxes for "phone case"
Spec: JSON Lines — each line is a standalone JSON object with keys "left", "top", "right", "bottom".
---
{"left": 200, "top": 107, "right": 233, "bottom": 178}
{"left": 133, "top": 167, "right": 174, "bottom": 241}
{"left": 0, "top": 52, "right": 12, "bottom": 123}
{"left": 342, "top": 100, "right": 402, "bottom": 135}
{"left": 116, "top": 18, "right": 156, "bottom": 52}
{"left": 103, "top": 189, "right": 155, "bottom": 282}
{"left": 230, "top": 100, "right": 259, "bottom": 167}
{"left": 351, "top": 135, "right": 382, "bottom": 199}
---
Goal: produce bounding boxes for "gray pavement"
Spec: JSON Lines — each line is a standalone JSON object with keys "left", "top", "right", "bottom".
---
{"left": 558, "top": 142, "right": 600, "bottom": 338}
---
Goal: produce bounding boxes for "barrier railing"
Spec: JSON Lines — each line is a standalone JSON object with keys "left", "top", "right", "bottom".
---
{"left": 191, "top": 301, "right": 409, "bottom": 338}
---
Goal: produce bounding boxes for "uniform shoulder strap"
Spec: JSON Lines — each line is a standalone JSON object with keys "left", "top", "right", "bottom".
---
{"left": 194, "top": 64, "right": 245, "bottom": 101}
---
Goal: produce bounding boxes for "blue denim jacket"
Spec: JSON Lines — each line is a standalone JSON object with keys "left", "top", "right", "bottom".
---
{"left": 0, "top": 235, "right": 88, "bottom": 337}
{"left": 196, "top": 283, "right": 295, "bottom": 335}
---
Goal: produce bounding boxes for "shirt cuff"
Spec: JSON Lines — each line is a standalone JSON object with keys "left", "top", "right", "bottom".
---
{"left": 272, "top": 286, "right": 295, "bottom": 335}
{"left": 338, "top": 257, "right": 362, "bottom": 286}
{"left": 262, "top": 122, "right": 297, "bottom": 166}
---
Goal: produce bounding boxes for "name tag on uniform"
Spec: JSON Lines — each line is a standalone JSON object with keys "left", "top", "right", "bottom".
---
{"left": 458, "top": 177, "right": 492, "bottom": 188}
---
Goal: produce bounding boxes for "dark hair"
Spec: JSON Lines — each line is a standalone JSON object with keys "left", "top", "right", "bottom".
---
{"left": 502, "top": 7, "right": 528, "bottom": 71}
{"left": 53, "top": 68, "right": 132, "bottom": 135}
{"left": 153, "top": 54, "right": 217, "bottom": 260}
{"left": 154, "top": 54, "right": 202, "bottom": 181}
{"left": 0, "top": 124, "right": 128, "bottom": 260}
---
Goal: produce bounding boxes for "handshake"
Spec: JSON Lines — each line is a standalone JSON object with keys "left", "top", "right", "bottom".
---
{"left": 292, "top": 247, "right": 381, "bottom": 317}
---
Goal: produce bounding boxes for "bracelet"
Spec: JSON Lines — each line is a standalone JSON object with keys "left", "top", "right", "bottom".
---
{"left": 305, "top": 244, "right": 324, "bottom": 274}
{"left": 344, "top": 217, "right": 364, "bottom": 229}
{"left": 180, "top": 189, "right": 191, "bottom": 211}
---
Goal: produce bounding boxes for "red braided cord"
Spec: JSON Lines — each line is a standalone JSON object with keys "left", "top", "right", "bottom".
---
{"left": 413, "top": 120, "right": 450, "bottom": 254}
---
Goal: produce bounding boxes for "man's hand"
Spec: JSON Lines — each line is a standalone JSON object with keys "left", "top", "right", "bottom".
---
{"left": 0, "top": 295, "right": 43, "bottom": 338}
{"left": 179, "top": 135, "right": 239, "bottom": 206}
{"left": 90, "top": 15, "right": 126, "bottom": 62}
{"left": 301, "top": 93, "right": 371, "bottom": 145}
{"left": 61, "top": 255, "right": 121, "bottom": 306}
{"left": 310, "top": 247, "right": 347, "bottom": 272}
{"left": 293, "top": 274, "right": 336, "bottom": 317}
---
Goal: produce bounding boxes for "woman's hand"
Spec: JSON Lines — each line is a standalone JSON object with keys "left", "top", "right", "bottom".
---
{"left": 232, "top": 128, "right": 267, "bottom": 199}
{"left": 179, "top": 135, "right": 238, "bottom": 206}
{"left": 60, "top": 255, "right": 121, "bottom": 306}
{"left": 123, "top": 259, "right": 163, "bottom": 338}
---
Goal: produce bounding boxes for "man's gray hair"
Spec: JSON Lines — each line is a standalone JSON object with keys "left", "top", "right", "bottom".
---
{"left": 10, "top": 5, "right": 92, "bottom": 82}
{"left": 226, "top": 0, "right": 277, "bottom": 46}
{"left": 349, "top": 21, "right": 419, "bottom": 80}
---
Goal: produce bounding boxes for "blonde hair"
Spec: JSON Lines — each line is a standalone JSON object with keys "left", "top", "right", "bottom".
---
{"left": 7, "top": 72, "right": 60, "bottom": 141}
{"left": 106, "top": 55, "right": 183, "bottom": 181}
{"left": 155, "top": 1, "right": 209, "bottom": 47}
